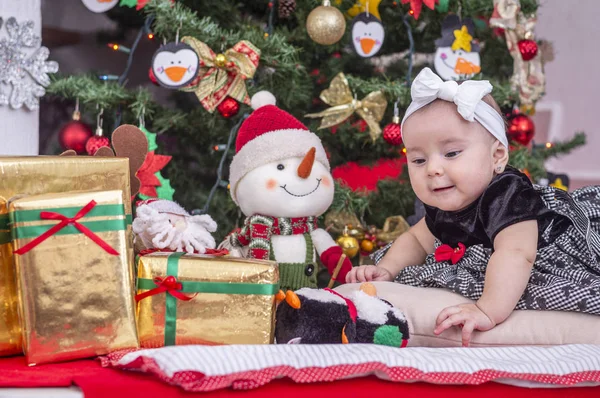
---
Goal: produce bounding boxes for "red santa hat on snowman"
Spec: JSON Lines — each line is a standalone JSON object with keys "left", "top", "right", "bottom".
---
{"left": 228, "top": 91, "right": 330, "bottom": 205}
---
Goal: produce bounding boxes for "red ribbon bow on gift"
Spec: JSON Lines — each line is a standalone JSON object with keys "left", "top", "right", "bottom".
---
{"left": 135, "top": 275, "right": 196, "bottom": 302}
{"left": 14, "top": 200, "right": 119, "bottom": 256}
{"left": 434, "top": 242, "right": 466, "bottom": 264}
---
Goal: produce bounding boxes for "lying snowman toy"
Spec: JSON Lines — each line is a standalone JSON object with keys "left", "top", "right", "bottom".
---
{"left": 222, "top": 91, "right": 353, "bottom": 291}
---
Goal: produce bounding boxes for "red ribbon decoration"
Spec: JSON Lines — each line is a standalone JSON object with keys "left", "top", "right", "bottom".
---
{"left": 135, "top": 275, "right": 196, "bottom": 302}
{"left": 13, "top": 200, "right": 119, "bottom": 256}
{"left": 434, "top": 242, "right": 466, "bottom": 264}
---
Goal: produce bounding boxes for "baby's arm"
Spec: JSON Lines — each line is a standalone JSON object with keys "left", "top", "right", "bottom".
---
{"left": 477, "top": 219, "right": 538, "bottom": 324}
{"left": 435, "top": 220, "right": 538, "bottom": 346}
{"left": 346, "top": 218, "right": 435, "bottom": 283}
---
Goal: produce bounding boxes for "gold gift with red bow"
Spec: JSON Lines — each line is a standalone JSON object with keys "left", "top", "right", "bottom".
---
{"left": 136, "top": 252, "right": 279, "bottom": 348}
{"left": 180, "top": 37, "right": 260, "bottom": 112}
{"left": 9, "top": 190, "right": 139, "bottom": 365}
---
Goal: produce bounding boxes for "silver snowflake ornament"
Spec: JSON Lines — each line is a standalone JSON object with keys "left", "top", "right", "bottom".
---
{"left": 0, "top": 17, "right": 59, "bottom": 111}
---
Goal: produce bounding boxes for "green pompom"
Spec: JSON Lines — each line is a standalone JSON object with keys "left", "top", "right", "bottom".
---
{"left": 373, "top": 325, "right": 403, "bottom": 347}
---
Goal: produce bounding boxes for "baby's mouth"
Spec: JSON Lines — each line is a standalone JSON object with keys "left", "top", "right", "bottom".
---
{"left": 433, "top": 186, "right": 455, "bottom": 193}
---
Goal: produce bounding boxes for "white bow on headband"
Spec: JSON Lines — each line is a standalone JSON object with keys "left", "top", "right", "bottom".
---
{"left": 401, "top": 68, "right": 508, "bottom": 147}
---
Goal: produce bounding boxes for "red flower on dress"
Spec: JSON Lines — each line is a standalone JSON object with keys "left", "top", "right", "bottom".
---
{"left": 434, "top": 242, "right": 466, "bottom": 264}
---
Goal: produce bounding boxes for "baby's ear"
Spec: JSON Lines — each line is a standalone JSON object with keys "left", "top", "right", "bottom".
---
{"left": 492, "top": 140, "right": 509, "bottom": 169}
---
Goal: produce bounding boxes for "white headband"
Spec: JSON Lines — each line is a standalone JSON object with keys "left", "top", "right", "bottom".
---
{"left": 401, "top": 68, "right": 508, "bottom": 147}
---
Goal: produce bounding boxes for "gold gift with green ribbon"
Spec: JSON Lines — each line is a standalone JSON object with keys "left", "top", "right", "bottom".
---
{"left": 0, "top": 200, "right": 21, "bottom": 357}
{"left": 10, "top": 190, "right": 139, "bottom": 366}
{"left": 136, "top": 252, "right": 279, "bottom": 347}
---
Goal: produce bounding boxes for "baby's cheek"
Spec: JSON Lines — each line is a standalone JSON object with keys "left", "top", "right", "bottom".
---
{"left": 320, "top": 175, "right": 332, "bottom": 187}
{"left": 265, "top": 178, "right": 278, "bottom": 190}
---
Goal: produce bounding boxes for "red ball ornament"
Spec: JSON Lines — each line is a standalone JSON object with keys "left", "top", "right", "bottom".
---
{"left": 148, "top": 67, "right": 159, "bottom": 86}
{"left": 508, "top": 114, "right": 535, "bottom": 146}
{"left": 382, "top": 116, "right": 402, "bottom": 146}
{"left": 85, "top": 135, "right": 110, "bottom": 155}
{"left": 217, "top": 97, "right": 240, "bottom": 118}
{"left": 59, "top": 120, "right": 93, "bottom": 153}
{"left": 517, "top": 39, "right": 538, "bottom": 61}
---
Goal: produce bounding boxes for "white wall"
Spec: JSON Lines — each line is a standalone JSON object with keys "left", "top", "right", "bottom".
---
{"left": 0, "top": 0, "right": 41, "bottom": 155}
{"left": 534, "top": 0, "right": 600, "bottom": 185}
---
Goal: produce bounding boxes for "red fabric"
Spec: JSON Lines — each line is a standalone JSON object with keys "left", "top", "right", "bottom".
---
{"left": 324, "top": 288, "right": 358, "bottom": 322}
{"left": 332, "top": 157, "right": 407, "bottom": 192}
{"left": 235, "top": 105, "right": 308, "bottom": 152}
{"left": 0, "top": 356, "right": 599, "bottom": 398}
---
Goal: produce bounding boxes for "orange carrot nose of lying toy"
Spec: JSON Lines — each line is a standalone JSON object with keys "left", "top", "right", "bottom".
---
{"left": 285, "top": 290, "right": 301, "bottom": 309}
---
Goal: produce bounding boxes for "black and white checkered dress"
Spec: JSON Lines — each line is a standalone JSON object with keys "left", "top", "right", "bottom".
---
{"left": 372, "top": 184, "right": 600, "bottom": 315}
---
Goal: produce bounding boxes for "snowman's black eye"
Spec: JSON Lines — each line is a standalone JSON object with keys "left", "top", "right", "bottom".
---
{"left": 178, "top": 60, "right": 182, "bottom": 64}
{"left": 277, "top": 164, "right": 285, "bottom": 170}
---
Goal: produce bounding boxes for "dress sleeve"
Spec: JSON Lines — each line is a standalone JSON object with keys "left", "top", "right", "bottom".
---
{"left": 478, "top": 172, "right": 546, "bottom": 243}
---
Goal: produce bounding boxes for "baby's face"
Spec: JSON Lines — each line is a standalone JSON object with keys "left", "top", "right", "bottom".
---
{"left": 403, "top": 101, "right": 497, "bottom": 212}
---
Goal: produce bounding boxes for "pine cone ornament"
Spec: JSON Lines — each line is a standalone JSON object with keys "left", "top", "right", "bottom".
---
{"left": 278, "top": 0, "right": 296, "bottom": 19}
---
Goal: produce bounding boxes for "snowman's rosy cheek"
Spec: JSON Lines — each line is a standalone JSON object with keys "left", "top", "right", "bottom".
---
{"left": 441, "top": 53, "right": 447, "bottom": 60}
{"left": 265, "top": 179, "right": 278, "bottom": 190}
{"left": 321, "top": 176, "right": 331, "bottom": 187}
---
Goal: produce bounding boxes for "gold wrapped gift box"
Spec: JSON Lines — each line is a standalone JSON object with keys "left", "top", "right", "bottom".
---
{"left": 0, "top": 200, "right": 21, "bottom": 356}
{"left": 136, "top": 252, "right": 279, "bottom": 347}
{"left": 0, "top": 156, "right": 133, "bottom": 358}
{"left": 10, "top": 190, "right": 139, "bottom": 365}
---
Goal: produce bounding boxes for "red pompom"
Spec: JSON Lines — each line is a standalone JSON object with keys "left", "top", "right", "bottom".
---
{"left": 518, "top": 39, "right": 538, "bottom": 61}
{"left": 59, "top": 121, "right": 93, "bottom": 153}
{"left": 508, "top": 114, "right": 535, "bottom": 146}
{"left": 217, "top": 97, "right": 240, "bottom": 118}
{"left": 85, "top": 135, "right": 110, "bottom": 155}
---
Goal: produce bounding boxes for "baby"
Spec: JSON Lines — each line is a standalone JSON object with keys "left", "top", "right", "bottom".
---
{"left": 346, "top": 68, "right": 600, "bottom": 346}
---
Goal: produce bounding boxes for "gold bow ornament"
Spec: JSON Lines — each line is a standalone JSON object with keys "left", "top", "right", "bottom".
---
{"left": 489, "top": 0, "right": 545, "bottom": 108}
{"left": 181, "top": 37, "right": 261, "bottom": 113}
{"left": 305, "top": 73, "right": 387, "bottom": 142}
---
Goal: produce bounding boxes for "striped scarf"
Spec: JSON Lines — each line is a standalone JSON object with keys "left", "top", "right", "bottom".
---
{"left": 229, "top": 215, "right": 318, "bottom": 260}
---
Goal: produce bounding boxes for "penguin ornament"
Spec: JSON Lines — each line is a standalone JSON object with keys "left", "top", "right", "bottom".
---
{"left": 151, "top": 42, "right": 199, "bottom": 89}
{"left": 351, "top": 13, "right": 385, "bottom": 58}
{"left": 434, "top": 15, "right": 481, "bottom": 81}
{"left": 275, "top": 283, "right": 410, "bottom": 347}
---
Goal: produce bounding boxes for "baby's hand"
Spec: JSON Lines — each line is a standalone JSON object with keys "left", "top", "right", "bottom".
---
{"left": 434, "top": 304, "right": 496, "bottom": 347}
{"left": 345, "top": 265, "right": 393, "bottom": 283}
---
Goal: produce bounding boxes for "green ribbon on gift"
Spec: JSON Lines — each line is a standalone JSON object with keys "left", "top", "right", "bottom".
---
{"left": 0, "top": 214, "right": 9, "bottom": 245}
{"left": 10, "top": 203, "right": 127, "bottom": 241}
{"left": 137, "top": 252, "right": 279, "bottom": 346}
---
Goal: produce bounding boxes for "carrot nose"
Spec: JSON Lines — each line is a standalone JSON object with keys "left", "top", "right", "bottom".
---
{"left": 297, "top": 147, "right": 316, "bottom": 179}
{"left": 285, "top": 290, "right": 301, "bottom": 309}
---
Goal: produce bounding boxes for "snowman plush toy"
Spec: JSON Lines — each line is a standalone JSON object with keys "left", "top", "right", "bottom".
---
{"left": 223, "top": 91, "right": 353, "bottom": 291}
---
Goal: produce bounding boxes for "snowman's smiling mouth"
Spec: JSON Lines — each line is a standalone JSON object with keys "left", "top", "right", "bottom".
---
{"left": 280, "top": 179, "right": 322, "bottom": 197}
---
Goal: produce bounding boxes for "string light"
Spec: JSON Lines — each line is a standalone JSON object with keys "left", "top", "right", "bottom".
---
{"left": 212, "top": 144, "right": 226, "bottom": 151}
{"left": 402, "top": 148, "right": 407, "bottom": 154}
{"left": 147, "top": 33, "right": 154, "bottom": 40}
{"left": 98, "top": 75, "right": 119, "bottom": 81}
{"left": 107, "top": 43, "right": 131, "bottom": 54}
{"left": 409, "top": 9, "right": 415, "bottom": 16}
{"left": 218, "top": 180, "right": 229, "bottom": 188}
{"left": 545, "top": 142, "right": 553, "bottom": 148}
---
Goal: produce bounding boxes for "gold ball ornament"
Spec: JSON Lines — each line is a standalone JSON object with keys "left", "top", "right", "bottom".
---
{"left": 306, "top": 0, "right": 346, "bottom": 46}
{"left": 215, "top": 53, "right": 227, "bottom": 68}
{"left": 336, "top": 227, "right": 360, "bottom": 258}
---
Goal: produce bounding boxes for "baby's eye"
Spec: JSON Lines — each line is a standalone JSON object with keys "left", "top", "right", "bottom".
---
{"left": 445, "top": 151, "right": 461, "bottom": 158}
{"left": 411, "top": 158, "right": 426, "bottom": 165}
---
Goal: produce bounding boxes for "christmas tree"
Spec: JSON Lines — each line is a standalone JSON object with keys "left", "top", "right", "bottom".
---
{"left": 47, "top": 0, "right": 585, "bottom": 255}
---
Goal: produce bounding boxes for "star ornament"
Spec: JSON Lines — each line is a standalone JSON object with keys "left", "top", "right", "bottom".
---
{"left": 452, "top": 25, "right": 473, "bottom": 52}
{"left": 401, "top": 0, "right": 438, "bottom": 20}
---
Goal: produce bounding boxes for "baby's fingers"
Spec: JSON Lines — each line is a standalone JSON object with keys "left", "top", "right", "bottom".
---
{"left": 435, "top": 306, "right": 462, "bottom": 326}
{"left": 461, "top": 320, "right": 476, "bottom": 347}
{"left": 434, "top": 313, "right": 465, "bottom": 335}
{"left": 364, "top": 266, "right": 376, "bottom": 281}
